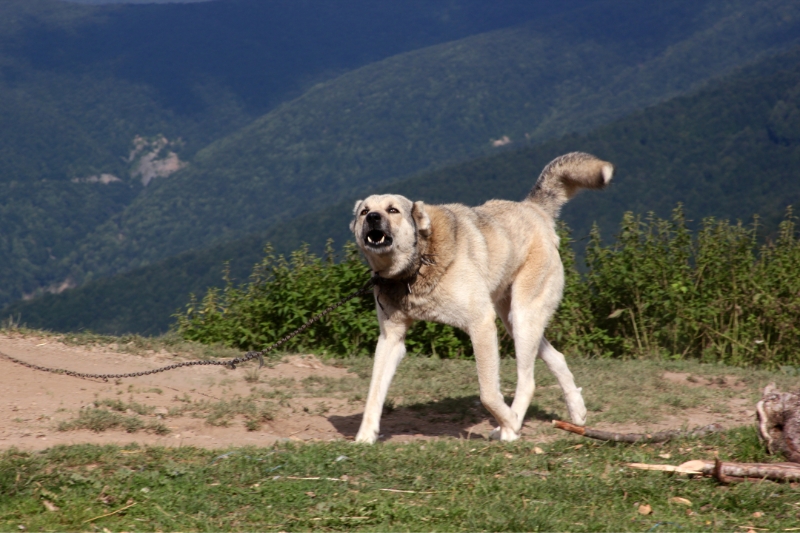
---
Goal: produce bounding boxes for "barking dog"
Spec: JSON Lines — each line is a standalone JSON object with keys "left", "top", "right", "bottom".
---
{"left": 350, "top": 152, "right": 613, "bottom": 443}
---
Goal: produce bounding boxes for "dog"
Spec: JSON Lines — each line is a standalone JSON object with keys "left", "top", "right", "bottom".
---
{"left": 350, "top": 152, "right": 613, "bottom": 443}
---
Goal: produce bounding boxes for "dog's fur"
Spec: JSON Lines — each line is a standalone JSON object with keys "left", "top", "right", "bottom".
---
{"left": 350, "top": 152, "right": 613, "bottom": 443}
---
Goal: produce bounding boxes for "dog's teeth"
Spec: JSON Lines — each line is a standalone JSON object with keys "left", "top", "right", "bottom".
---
{"left": 378, "top": 235, "right": 385, "bottom": 243}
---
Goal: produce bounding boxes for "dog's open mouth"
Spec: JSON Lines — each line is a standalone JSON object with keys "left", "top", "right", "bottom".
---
{"left": 365, "top": 230, "right": 393, "bottom": 249}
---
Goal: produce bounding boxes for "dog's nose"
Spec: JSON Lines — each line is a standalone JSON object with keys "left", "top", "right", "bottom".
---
{"left": 366, "top": 212, "right": 381, "bottom": 223}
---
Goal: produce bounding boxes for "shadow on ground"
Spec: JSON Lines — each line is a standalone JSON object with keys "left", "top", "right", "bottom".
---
{"left": 328, "top": 394, "right": 560, "bottom": 441}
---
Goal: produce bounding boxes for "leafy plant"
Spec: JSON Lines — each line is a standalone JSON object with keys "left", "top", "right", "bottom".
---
{"left": 580, "top": 205, "right": 800, "bottom": 366}
{"left": 176, "top": 207, "right": 800, "bottom": 368}
{"left": 177, "top": 240, "right": 483, "bottom": 358}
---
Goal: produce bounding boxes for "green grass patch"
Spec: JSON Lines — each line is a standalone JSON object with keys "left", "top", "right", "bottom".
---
{"left": 335, "top": 356, "right": 797, "bottom": 426}
{"left": 57, "top": 409, "right": 169, "bottom": 436}
{"left": 2, "top": 428, "right": 798, "bottom": 532}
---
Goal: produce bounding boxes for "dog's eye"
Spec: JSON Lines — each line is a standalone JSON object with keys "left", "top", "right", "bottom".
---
{"left": 360, "top": 208, "right": 369, "bottom": 216}
{"left": 387, "top": 207, "right": 399, "bottom": 214}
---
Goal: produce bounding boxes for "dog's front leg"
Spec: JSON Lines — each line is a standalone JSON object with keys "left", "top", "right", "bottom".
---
{"left": 470, "top": 313, "right": 520, "bottom": 441}
{"left": 355, "top": 315, "right": 410, "bottom": 444}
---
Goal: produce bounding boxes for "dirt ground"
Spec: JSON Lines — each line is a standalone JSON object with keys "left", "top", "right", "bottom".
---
{"left": 0, "top": 333, "right": 759, "bottom": 452}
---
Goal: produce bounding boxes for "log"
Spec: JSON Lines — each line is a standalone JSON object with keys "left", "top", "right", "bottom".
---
{"left": 552, "top": 420, "right": 723, "bottom": 443}
{"left": 756, "top": 384, "right": 800, "bottom": 463}
{"left": 627, "top": 459, "right": 800, "bottom": 483}
{"left": 712, "top": 458, "right": 800, "bottom": 483}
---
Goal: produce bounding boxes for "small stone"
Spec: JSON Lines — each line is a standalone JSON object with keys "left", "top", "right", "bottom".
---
{"left": 42, "top": 500, "right": 59, "bottom": 512}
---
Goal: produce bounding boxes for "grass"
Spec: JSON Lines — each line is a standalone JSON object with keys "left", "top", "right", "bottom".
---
{"left": 59, "top": 395, "right": 279, "bottom": 433}
{"left": 4, "top": 327, "right": 800, "bottom": 529}
{"left": 2, "top": 428, "right": 798, "bottom": 532}
{"left": 4, "top": 324, "right": 794, "bottom": 426}
{"left": 56, "top": 409, "right": 170, "bottom": 436}
{"left": 34, "top": 328, "right": 797, "bottom": 435}
{"left": 333, "top": 356, "right": 798, "bottom": 429}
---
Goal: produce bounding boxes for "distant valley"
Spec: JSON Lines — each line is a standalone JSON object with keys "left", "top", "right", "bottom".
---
{"left": 3, "top": 0, "right": 800, "bottom": 335}
{"left": 9, "top": 46, "right": 800, "bottom": 335}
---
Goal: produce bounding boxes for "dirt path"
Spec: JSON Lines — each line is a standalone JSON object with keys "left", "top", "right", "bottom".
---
{"left": 0, "top": 333, "right": 759, "bottom": 451}
{"left": 0, "top": 333, "right": 372, "bottom": 451}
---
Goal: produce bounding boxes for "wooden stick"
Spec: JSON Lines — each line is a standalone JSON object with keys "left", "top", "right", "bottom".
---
{"left": 713, "top": 458, "right": 800, "bottom": 483}
{"left": 552, "top": 420, "right": 723, "bottom": 443}
{"left": 379, "top": 488, "right": 438, "bottom": 494}
{"left": 628, "top": 459, "right": 800, "bottom": 483}
{"left": 82, "top": 502, "right": 136, "bottom": 523}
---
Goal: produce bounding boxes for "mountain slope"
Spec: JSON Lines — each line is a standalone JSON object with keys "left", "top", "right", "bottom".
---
{"left": 10, "top": 46, "right": 800, "bottom": 335}
{"left": 0, "top": 0, "right": 567, "bottom": 307}
{"left": 55, "top": 0, "right": 800, "bottom": 293}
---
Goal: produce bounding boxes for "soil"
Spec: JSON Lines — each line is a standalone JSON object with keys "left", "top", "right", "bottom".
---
{"left": 0, "top": 334, "right": 758, "bottom": 451}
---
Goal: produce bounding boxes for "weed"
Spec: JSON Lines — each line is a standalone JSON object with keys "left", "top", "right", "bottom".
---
{"left": 57, "top": 408, "right": 169, "bottom": 435}
{"left": 93, "top": 398, "right": 154, "bottom": 416}
{"left": 168, "top": 395, "right": 278, "bottom": 430}
{"left": 243, "top": 368, "right": 261, "bottom": 383}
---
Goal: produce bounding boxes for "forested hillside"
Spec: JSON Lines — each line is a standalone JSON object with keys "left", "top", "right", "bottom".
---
{"left": 7, "top": 0, "right": 799, "bottom": 313}
{"left": 0, "top": 0, "right": 556, "bottom": 307}
{"left": 9, "top": 46, "right": 800, "bottom": 335}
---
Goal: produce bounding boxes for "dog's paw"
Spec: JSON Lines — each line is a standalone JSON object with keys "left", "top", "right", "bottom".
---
{"left": 566, "top": 387, "right": 587, "bottom": 426}
{"left": 489, "top": 426, "right": 519, "bottom": 442}
{"left": 354, "top": 428, "right": 379, "bottom": 444}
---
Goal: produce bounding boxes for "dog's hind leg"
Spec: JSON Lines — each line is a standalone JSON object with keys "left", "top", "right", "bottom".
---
{"left": 355, "top": 316, "right": 410, "bottom": 444}
{"left": 538, "top": 338, "right": 586, "bottom": 426}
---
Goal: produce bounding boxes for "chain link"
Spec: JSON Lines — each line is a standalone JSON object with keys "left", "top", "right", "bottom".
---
{"left": 0, "top": 281, "right": 374, "bottom": 381}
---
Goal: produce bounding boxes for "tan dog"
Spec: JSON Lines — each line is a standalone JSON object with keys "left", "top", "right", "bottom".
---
{"left": 350, "top": 152, "right": 613, "bottom": 443}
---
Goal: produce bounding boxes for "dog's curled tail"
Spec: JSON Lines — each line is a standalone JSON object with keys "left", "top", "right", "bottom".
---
{"left": 526, "top": 152, "right": 613, "bottom": 219}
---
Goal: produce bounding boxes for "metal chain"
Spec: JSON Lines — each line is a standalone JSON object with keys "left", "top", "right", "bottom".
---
{"left": 0, "top": 280, "right": 374, "bottom": 381}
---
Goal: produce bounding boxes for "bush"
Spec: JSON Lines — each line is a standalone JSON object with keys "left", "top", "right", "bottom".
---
{"left": 176, "top": 241, "right": 476, "bottom": 358}
{"left": 578, "top": 205, "right": 800, "bottom": 366}
{"left": 176, "top": 207, "right": 800, "bottom": 368}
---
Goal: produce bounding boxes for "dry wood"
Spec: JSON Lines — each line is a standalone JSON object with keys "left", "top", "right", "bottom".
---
{"left": 712, "top": 458, "right": 800, "bottom": 483}
{"left": 756, "top": 384, "right": 800, "bottom": 463}
{"left": 552, "top": 420, "right": 723, "bottom": 443}
{"left": 627, "top": 460, "right": 708, "bottom": 474}
{"left": 82, "top": 502, "right": 136, "bottom": 523}
{"left": 627, "top": 459, "right": 800, "bottom": 483}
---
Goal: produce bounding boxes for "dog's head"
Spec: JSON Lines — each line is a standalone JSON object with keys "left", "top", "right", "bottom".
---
{"left": 350, "top": 194, "right": 430, "bottom": 278}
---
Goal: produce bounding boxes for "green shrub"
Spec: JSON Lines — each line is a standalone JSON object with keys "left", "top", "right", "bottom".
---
{"left": 579, "top": 205, "right": 800, "bottom": 366}
{"left": 176, "top": 241, "right": 477, "bottom": 358}
{"left": 176, "top": 208, "right": 800, "bottom": 368}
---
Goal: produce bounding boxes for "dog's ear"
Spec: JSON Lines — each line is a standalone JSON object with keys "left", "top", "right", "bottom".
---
{"left": 349, "top": 199, "right": 363, "bottom": 233}
{"left": 411, "top": 201, "right": 431, "bottom": 237}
